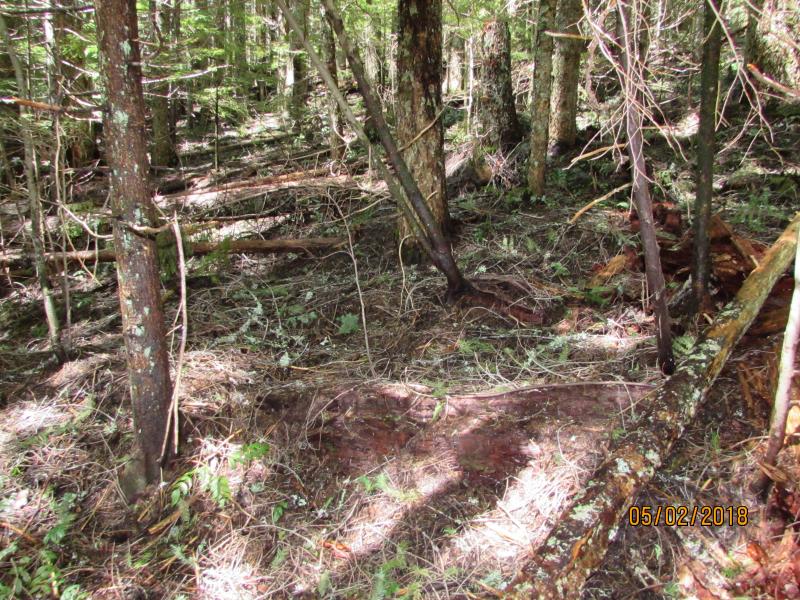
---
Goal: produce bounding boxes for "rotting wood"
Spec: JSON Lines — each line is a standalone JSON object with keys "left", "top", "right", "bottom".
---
{"left": 511, "top": 211, "right": 800, "bottom": 598}
{"left": 0, "top": 237, "right": 346, "bottom": 267}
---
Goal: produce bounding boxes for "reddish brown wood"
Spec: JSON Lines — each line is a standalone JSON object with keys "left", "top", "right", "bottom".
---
{"left": 95, "top": 0, "right": 172, "bottom": 482}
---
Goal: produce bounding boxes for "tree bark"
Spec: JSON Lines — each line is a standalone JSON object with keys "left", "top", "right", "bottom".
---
{"left": 549, "top": 0, "right": 584, "bottom": 153}
{"left": 278, "top": 0, "right": 469, "bottom": 300}
{"left": 396, "top": 0, "right": 450, "bottom": 264}
{"left": 617, "top": 0, "right": 673, "bottom": 372}
{"left": 515, "top": 210, "right": 800, "bottom": 599}
{"left": 527, "top": 0, "right": 557, "bottom": 195}
{"left": 321, "top": 11, "right": 343, "bottom": 161}
{"left": 95, "top": 0, "right": 173, "bottom": 483}
{"left": 475, "top": 18, "right": 521, "bottom": 151}
{"left": 691, "top": 0, "right": 723, "bottom": 314}
{"left": 445, "top": 30, "right": 464, "bottom": 93}
{"left": 149, "top": 0, "right": 177, "bottom": 167}
{"left": 287, "top": 0, "right": 310, "bottom": 130}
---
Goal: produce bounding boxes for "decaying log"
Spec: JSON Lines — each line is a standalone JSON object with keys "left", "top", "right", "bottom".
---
{"left": 513, "top": 211, "right": 800, "bottom": 598}
{"left": 0, "top": 237, "right": 346, "bottom": 267}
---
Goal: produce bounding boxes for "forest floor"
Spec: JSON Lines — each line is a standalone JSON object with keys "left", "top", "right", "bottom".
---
{"left": 1, "top": 99, "right": 800, "bottom": 599}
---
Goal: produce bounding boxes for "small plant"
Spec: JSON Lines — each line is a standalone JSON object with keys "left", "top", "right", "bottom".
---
{"left": 337, "top": 313, "right": 360, "bottom": 335}
{"left": 457, "top": 338, "right": 494, "bottom": 355}
{"left": 170, "top": 467, "right": 231, "bottom": 508}
{"left": 549, "top": 262, "right": 570, "bottom": 278}
{"left": 672, "top": 334, "right": 695, "bottom": 357}
{"left": 229, "top": 441, "right": 270, "bottom": 468}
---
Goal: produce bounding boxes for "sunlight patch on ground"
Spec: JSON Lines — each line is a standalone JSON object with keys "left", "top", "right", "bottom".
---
{"left": 196, "top": 528, "right": 271, "bottom": 599}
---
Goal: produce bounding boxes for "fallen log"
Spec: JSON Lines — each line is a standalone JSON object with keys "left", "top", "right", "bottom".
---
{"left": 512, "top": 211, "right": 800, "bottom": 598}
{"left": 0, "top": 237, "right": 346, "bottom": 267}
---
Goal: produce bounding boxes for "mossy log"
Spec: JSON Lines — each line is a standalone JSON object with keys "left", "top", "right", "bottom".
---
{"left": 0, "top": 237, "right": 346, "bottom": 268}
{"left": 513, "top": 211, "right": 800, "bottom": 598}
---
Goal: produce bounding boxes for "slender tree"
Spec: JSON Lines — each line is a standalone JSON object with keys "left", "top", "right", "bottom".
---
{"left": 286, "top": 0, "right": 310, "bottom": 130}
{"left": 321, "top": 10, "right": 343, "bottom": 160}
{"left": 549, "top": 0, "right": 584, "bottom": 153}
{"left": 527, "top": 0, "right": 557, "bottom": 195}
{"left": 616, "top": 0, "right": 674, "bottom": 373}
{"left": 150, "top": 0, "right": 178, "bottom": 167}
{"left": 396, "top": 0, "right": 450, "bottom": 263}
{"left": 691, "top": 0, "right": 723, "bottom": 314}
{"left": 475, "top": 18, "right": 521, "bottom": 151}
{"left": 0, "top": 14, "right": 64, "bottom": 361}
{"left": 95, "top": 0, "right": 174, "bottom": 482}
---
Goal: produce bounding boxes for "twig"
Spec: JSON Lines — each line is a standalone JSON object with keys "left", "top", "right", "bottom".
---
{"left": 569, "top": 183, "right": 632, "bottom": 224}
{"left": 747, "top": 64, "right": 800, "bottom": 99}
{"left": 160, "top": 214, "right": 188, "bottom": 461}
{"left": 329, "top": 194, "right": 375, "bottom": 377}
{"left": 398, "top": 106, "right": 447, "bottom": 153}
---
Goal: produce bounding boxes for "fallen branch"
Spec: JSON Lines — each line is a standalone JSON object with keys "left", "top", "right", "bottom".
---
{"left": 569, "top": 183, "right": 632, "bottom": 224}
{"left": 164, "top": 166, "right": 333, "bottom": 199}
{"left": 514, "top": 211, "right": 800, "bottom": 598}
{"left": 0, "top": 237, "right": 346, "bottom": 267}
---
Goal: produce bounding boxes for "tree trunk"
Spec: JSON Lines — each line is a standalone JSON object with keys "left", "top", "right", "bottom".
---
{"left": 617, "top": 0, "right": 673, "bottom": 372}
{"left": 150, "top": 0, "right": 177, "bottom": 167}
{"left": 515, "top": 211, "right": 800, "bottom": 598}
{"left": 475, "top": 18, "right": 521, "bottom": 151}
{"left": 95, "top": 0, "right": 173, "bottom": 483}
{"left": 287, "top": 0, "right": 310, "bottom": 130}
{"left": 445, "top": 29, "right": 464, "bottom": 93}
{"left": 0, "top": 14, "right": 64, "bottom": 360}
{"left": 396, "top": 0, "right": 450, "bottom": 264}
{"left": 691, "top": 0, "right": 723, "bottom": 314}
{"left": 299, "top": 0, "right": 469, "bottom": 300}
{"left": 527, "top": 0, "right": 557, "bottom": 195}
{"left": 549, "top": 0, "right": 583, "bottom": 153}
{"left": 322, "top": 11, "right": 344, "bottom": 160}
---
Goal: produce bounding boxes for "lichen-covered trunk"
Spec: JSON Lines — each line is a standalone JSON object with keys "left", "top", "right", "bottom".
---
{"left": 527, "top": 0, "right": 557, "bottom": 195}
{"left": 475, "top": 19, "right": 521, "bottom": 151}
{"left": 396, "top": 0, "right": 450, "bottom": 264}
{"left": 616, "top": 0, "right": 673, "bottom": 372}
{"left": 549, "top": 0, "right": 583, "bottom": 153}
{"left": 95, "top": 0, "right": 173, "bottom": 483}
{"left": 691, "top": 0, "right": 723, "bottom": 313}
{"left": 516, "top": 211, "right": 800, "bottom": 598}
